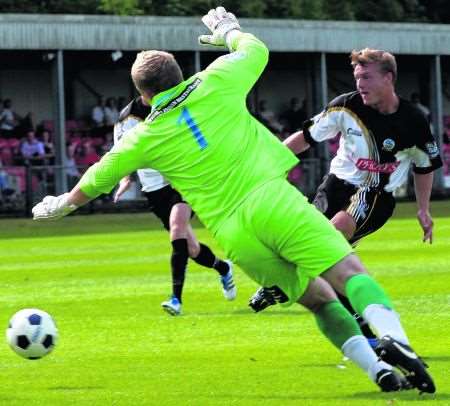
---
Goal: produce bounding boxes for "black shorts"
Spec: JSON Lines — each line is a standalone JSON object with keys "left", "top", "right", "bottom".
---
{"left": 312, "top": 174, "right": 396, "bottom": 245}
{"left": 144, "top": 185, "right": 185, "bottom": 231}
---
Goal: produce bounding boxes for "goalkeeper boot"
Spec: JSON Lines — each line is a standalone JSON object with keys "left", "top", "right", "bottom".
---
{"left": 161, "top": 295, "right": 182, "bottom": 316}
{"left": 376, "top": 335, "right": 436, "bottom": 393}
{"left": 220, "top": 261, "right": 237, "bottom": 301}
{"left": 375, "top": 368, "right": 404, "bottom": 392}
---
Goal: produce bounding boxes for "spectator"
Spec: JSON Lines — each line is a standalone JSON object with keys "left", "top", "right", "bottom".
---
{"left": 91, "top": 96, "right": 106, "bottom": 128}
{"left": 279, "top": 97, "right": 307, "bottom": 133}
{"left": 75, "top": 142, "right": 100, "bottom": 171}
{"left": 20, "top": 130, "right": 45, "bottom": 165}
{"left": 100, "top": 132, "right": 114, "bottom": 155}
{"left": 0, "top": 157, "right": 16, "bottom": 204}
{"left": 104, "top": 97, "right": 119, "bottom": 127}
{"left": 40, "top": 130, "right": 55, "bottom": 165}
{"left": 0, "top": 99, "right": 19, "bottom": 138}
{"left": 66, "top": 145, "right": 81, "bottom": 189}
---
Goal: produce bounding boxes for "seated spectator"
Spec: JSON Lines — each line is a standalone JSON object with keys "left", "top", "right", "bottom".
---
{"left": 20, "top": 130, "right": 45, "bottom": 165}
{"left": 279, "top": 97, "right": 307, "bottom": 133}
{"left": 91, "top": 96, "right": 109, "bottom": 137}
{"left": 0, "top": 99, "right": 19, "bottom": 138}
{"left": 104, "top": 97, "right": 119, "bottom": 127}
{"left": 65, "top": 145, "right": 81, "bottom": 189}
{"left": 40, "top": 130, "right": 55, "bottom": 165}
{"left": 100, "top": 132, "right": 114, "bottom": 155}
{"left": 75, "top": 142, "right": 100, "bottom": 172}
{"left": 91, "top": 96, "right": 106, "bottom": 128}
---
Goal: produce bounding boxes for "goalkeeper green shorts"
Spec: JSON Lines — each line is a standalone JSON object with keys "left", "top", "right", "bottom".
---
{"left": 215, "top": 177, "right": 352, "bottom": 306}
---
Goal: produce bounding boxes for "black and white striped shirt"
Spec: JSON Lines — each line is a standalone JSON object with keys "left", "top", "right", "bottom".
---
{"left": 303, "top": 91, "right": 443, "bottom": 192}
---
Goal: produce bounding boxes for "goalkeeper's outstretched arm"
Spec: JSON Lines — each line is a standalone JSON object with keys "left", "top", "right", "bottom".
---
{"left": 283, "top": 131, "right": 311, "bottom": 154}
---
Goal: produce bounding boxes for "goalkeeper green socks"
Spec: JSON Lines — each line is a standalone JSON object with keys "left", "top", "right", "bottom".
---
{"left": 345, "top": 273, "right": 409, "bottom": 345}
{"left": 314, "top": 300, "right": 362, "bottom": 349}
{"left": 315, "top": 300, "right": 393, "bottom": 381}
{"left": 345, "top": 273, "right": 392, "bottom": 314}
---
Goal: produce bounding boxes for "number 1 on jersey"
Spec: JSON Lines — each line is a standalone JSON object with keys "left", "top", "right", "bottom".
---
{"left": 177, "top": 107, "right": 208, "bottom": 150}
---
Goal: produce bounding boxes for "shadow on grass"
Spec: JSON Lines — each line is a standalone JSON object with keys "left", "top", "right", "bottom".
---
{"left": 349, "top": 391, "right": 445, "bottom": 401}
{"left": 48, "top": 386, "right": 104, "bottom": 391}
{"left": 231, "top": 308, "right": 308, "bottom": 316}
{"left": 209, "top": 391, "right": 445, "bottom": 401}
{"left": 422, "top": 355, "right": 450, "bottom": 362}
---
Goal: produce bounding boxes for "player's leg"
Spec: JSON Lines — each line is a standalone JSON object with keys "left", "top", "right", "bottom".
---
{"left": 186, "top": 224, "right": 236, "bottom": 300}
{"left": 164, "top": 202, "right": 192, "bottom": 313}
{"left": 146, "top": 187, "right": 187, "bottom": 315}
{"left": 244, "top": 179, "right": 433, "bottom": 393}
{"left": 298, "top": 276, "right": 404, "bottom": 391}
{"left": 321, "top": 254, "right": 435, "bottom": 393}
{"left": 215, "top": 196, "right": 402, "bottom": 392}
{"left": 331, "top": 189, "right": 397, "bottom": 344}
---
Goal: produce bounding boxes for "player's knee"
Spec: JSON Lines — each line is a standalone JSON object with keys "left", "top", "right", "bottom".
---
{"left": 322, "top": 254, "right": 367, "bottom": 294}
{"left": 331, "top": 212, "right": 356, "bottom": 240}
{"left": 298, "top": 278, "right": 337, "bottom": 313}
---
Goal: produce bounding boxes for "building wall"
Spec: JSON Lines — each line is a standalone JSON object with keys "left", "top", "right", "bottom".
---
{"left": 0, "top": 70, "right": 52, "bottom": 127}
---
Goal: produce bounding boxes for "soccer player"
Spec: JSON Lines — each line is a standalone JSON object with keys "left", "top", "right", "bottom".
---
{"left": 113, "top": 96, "right": 236, "bottom": 315}
{"left": 249, "top": 47, "right": 443, "bottom": 346}
{"left": 32, "top": 7, "right": 435, "bottom": 393}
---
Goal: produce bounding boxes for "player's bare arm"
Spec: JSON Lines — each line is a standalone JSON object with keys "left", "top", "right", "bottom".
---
{"left": 283, "top": 130, "right": 311, "bottom": 154}
{"left": 413, "top": 171, "right": 434, "bottom": 243}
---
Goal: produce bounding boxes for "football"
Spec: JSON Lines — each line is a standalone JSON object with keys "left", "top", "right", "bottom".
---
{"left": 6, "top": 308, "right": 58, "bottom": 360}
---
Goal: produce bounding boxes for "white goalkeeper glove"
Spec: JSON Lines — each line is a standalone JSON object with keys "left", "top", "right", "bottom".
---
{"left": 32, "top": 193, "right": 78, "bottom": 220}
{"left": 198, "top": 6, "right": 241, "bottom": 49}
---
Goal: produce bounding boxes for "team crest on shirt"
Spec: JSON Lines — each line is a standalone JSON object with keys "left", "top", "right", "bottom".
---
{"left": 382, "top": 138, "right": 395, "bottom": 151}
{"left": 425, "top": 142, "right": 439, "bottom": 158}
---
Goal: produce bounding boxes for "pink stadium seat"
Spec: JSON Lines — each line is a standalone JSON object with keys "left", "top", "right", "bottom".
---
{"left": 0, "top": 147, "right": 14, "bottom": 166}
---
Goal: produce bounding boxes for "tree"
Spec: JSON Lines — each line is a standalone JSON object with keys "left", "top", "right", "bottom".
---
{"left": 323, "top": 0, "right": 355, "bottom": 20}
{"left": 0, "top": 0, "right": 449, "bottom": 24}
{"left": 99, "top": 0, "right": 143, "bottom": 16}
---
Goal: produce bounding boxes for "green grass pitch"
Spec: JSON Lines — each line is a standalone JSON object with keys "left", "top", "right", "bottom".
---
{"left": 0, "top": 201, "right": 449, "bottom": 405}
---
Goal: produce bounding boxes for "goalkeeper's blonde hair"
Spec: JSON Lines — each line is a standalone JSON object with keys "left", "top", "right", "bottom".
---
{"left": 350, "top": 48, "right": 397, "bottom": 83}
{"left": 131, "top": 50, "right": 183, "bottom": 96}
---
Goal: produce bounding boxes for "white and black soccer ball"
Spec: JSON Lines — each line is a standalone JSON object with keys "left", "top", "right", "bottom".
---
{"left": 6, "top": 308, "right": 58, "bottom": 360}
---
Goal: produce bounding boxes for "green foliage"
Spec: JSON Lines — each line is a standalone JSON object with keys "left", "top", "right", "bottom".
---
{"left": 323, "top": 0, "right": 355, "bottom": 20}
{"left": 99, "top": 0, "right": 143, "bottom": 16}
{"left": 0, "top": 0, "right": 449, "bottom": 23}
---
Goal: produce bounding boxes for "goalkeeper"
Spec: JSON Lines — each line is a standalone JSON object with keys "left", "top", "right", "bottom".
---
{"left": 33, "top": 7, "right": 435, "bottom": 394}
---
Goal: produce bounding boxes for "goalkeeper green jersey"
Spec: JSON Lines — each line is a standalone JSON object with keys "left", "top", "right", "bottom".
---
{"left": 79, "top": 32, "right": 298, "bottom": 233}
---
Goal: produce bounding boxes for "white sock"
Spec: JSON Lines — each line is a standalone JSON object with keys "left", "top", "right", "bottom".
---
{"left": 342, "top": 335, "right": 391, "bottom": 381}
{"left": 362, "top": 304, "right": 409, "bottom": 345}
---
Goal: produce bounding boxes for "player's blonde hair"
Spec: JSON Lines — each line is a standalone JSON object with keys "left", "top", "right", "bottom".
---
{"left": 131, "top": 50, "right": 183, "bottom": 96}
{"left": 350, "top": 48, "right": 397, "bottom": 83}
